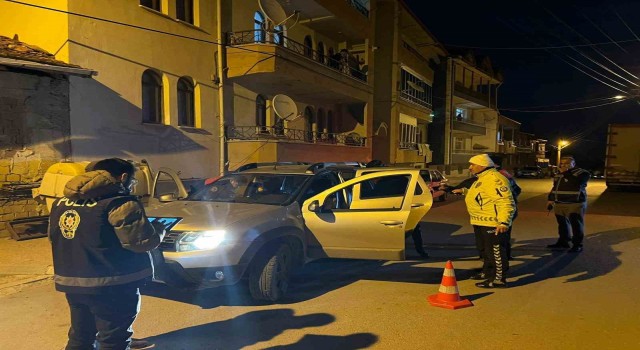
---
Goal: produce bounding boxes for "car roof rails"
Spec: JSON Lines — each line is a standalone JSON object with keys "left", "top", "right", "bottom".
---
{"left": 307, "top": 162, "right": 365, "bottom": 173}
{"left": 235, "top": 162, "right": 309, "bottom": 172}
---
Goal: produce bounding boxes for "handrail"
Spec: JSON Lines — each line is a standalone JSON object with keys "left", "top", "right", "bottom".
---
{"left": 227, "top": 30, "right": 367, "bottom": 82}
{"left": 226, "top": 125, "right": 366, "bottom": 147}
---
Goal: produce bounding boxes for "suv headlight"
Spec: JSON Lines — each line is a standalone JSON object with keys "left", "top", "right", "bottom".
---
{"left": 177, "top": 230, "right": 226, "bottom": 252}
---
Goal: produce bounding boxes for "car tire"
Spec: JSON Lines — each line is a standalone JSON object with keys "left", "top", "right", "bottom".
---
{"left": 438, "top": 191, "right": 447, "bottom": 202}
{"left": 248, "top": 243, "right": 292, "bottom": 302}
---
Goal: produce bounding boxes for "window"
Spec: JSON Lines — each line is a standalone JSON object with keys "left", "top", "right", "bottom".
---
{"left": 360, "top": 175, "right": 409, "bottom": 199}
{"left": 176, "top": 0, "right": 194, "bottom": 24}
{"left": 399, "top": 114, "right": 417, "bottom": 150}
{"left": 304, "top": 36, "right": 313, "bottom": 58}
{"left": 316, "top": 108, "right": 325, "bottom": 139}
{"left": 274, "top": 25, "right": 285, "bottom": 45}
{"left": 454, "top": 137, "right": 464, "bottom": 151}
{"left": 304, "top": 106, "right": 314, "bottom": 142}
{"left": 140, "top": 0, "right": 161, "bottom": 11}
{"left": 317, "top": 42, "right": 325, "bottom": 63}
{"left": 256, "top": 94, "right": 267, "bottom": 132}
{"left": 254, "top": 12, "right": 265, "bottom": 43}
{"left": 177, "top": 77, "right": 195, "bottom": 127}
{"left": 142, "top": 70, "right": 163, "bottom": 124}
{"left": 400, "top": 68, "right": 432, "bottom": 109}
{"left": 455, "top": 108, "right": 467, "bottom": 120}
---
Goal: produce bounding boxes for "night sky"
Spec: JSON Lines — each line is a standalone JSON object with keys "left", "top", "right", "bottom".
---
{"left": 405, "top": 0, "right": 640, "bottom": 170}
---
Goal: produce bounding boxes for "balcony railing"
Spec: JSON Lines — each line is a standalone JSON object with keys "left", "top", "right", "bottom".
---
{"left": 454, "top": 82, "right": 495, "bottom": 107}
{"left": 226, "top": 30, "right": 367, "bottom": 82}
{"left": 347, "top": 0, "right": 369, "bottom": 17}
{"left": 226, "top": 125, "right": 367, "bottom": 147}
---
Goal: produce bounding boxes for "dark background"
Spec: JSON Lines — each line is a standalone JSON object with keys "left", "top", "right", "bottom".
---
{"left": 405, "top": 0, "right": 640, "bottom": 170}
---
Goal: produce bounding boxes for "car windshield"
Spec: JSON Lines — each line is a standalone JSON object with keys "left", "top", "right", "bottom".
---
{"left": 187, "top": 173, "right": 310, "bottom": 205}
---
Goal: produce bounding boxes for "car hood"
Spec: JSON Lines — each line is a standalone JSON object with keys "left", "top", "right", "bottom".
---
{"left": 145, "top": 201, "right": 286, "bottom": 231}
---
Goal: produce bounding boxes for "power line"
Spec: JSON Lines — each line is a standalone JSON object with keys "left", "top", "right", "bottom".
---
{"left": 580, "top": 11, "right": 627, "bottom": 54}
{"left": 500, "top": 96, "right": 623, "bottom": 109}
{"left": 500, "top": 97, "right": 628, "bottom": 112}
{"left": 5, "top": 0, "right": 275, "bottom": 57}
{"left": 417, "top": 38, "right": 640, "bottom": 50}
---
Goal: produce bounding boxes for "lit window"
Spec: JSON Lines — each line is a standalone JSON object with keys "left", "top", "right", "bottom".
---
{"left": 142, "top": 70, "right": 163, "bottom": 124}
{"left": 140, "top": 0, "right": 161, "bottom": 11}
{"left": 254, "top": 12, "right": 265, "bottom": 43}
{"left": 177, "top": 77, "right": 195, "bottom": 127}
{"left": 274, "top": 25, "right": 285, "bottom": 45}
{"left": 399, "top": 115, "right": 418, "bottom": 150}
{"left": 176, "top": 0, "right": 194, "bottom": 24}
{"left": 400, "top": 68, "right": 432, "bottom": 109}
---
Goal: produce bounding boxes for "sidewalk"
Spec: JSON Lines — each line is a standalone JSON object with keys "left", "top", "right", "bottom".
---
{"left": 0, "top": 236, "right": 53, "bottom": 296}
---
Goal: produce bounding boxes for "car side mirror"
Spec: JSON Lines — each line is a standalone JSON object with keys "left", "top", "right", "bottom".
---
{"left": 158, "top": 193, "right": 177, "bottom": 202}
{"left": 307, "top": 200, "right": 320, "bottom": 212}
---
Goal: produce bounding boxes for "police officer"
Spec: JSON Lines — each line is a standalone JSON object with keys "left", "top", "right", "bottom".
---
{"left": 454, "top": 154, "right": 516, "bottom": 288}
{"left": 546, "top": 155, "right": 590, "bottom": 252}
{"left": 48, "top": 158, "right": 165, "bottom": 350}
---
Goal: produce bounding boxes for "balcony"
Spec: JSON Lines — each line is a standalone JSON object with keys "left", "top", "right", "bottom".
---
{"left": 226, "top": 31, "right": 371, "bottom": 104}
{"left": 452, "top": 119, "right": 486, "bottom": 136}
{"left": 226, "top": 125, "right": 370, "bottom": 168}
{"left": 227, "top": 125, "right": 366, "bottom": 147}
{"left": 454, "top": 82, "right": 496, "bottom": 109}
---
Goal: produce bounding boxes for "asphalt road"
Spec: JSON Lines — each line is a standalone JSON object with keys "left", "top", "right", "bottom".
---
{"left": 1, "top": 179, "right": 639, "bottom": 349}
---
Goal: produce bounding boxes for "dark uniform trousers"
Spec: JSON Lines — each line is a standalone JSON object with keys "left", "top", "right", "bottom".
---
{"left": 554, "top": 202, "right": 586, "bottom": 247}
{"left": 474, "top": 225, "right": 509, "bottom": 282}
{"left": 65, "top": 288, "right": 140, "bottom": 350}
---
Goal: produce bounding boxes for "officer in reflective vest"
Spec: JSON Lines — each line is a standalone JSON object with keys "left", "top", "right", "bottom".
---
{"left": 546, "top": 155, "right": 591, "bottom": 252}
{"left": 48, "top": 158, "right": 165, "bottom": 350}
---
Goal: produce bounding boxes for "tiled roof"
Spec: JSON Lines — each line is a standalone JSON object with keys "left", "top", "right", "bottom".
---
{"left": 0, "top": 34, "right": 82, "bottom": 69}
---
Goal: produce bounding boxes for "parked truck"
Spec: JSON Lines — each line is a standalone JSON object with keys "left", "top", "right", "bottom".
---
{"left": 605, "top": 124, "right": 640, "bottom": 190}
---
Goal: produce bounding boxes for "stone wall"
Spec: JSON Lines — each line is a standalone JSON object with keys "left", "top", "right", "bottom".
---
{"left": 0, "top": 68, "right": 71, "bottom": 238}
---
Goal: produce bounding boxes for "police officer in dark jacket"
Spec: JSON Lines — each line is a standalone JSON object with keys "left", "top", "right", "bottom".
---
{"left": 48, "top": 158, "right": 165, "bottom": 350}
{"left": 546, "top": 155, "right": 590, "bottom": 252}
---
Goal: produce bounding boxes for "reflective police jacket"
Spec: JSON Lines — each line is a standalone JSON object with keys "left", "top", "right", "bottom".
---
{"left": 548, "top": 168, "right": 590, "bottom": 203}
{"left": 48, "top": 170, "right": 160, "bottom": 294}
{"left": 462, "top": 167, "right": 516, "bottom": 227}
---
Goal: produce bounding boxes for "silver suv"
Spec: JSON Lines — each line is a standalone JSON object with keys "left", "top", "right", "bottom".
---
{"left": 147, "top": 164, "right": 432, "bottom": 301}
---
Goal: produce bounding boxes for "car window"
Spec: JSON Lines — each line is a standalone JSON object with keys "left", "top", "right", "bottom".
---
{"left": 430, "top": 170, "right": 441, "bottom": 182}
{"left": 419, "top": 170, "right": 431, "bottom": 183}
{"left": 322, "top": 174, "right": 410, "bottom": 211}
{"left": 360, "top": 175, "right": 409, "bottom": 199}
{"left": 300, "top": 174, "right": 340, "bottom": 203}
{"left": 187, "top": 173, "right": 309, "bottom": 205}
{"left": 154, "top": 171, "right": 180, "bottom": 198}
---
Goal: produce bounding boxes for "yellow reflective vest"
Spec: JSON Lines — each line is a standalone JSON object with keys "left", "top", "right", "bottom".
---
{"left": 462, "top": 168, "right": 516, "bottom": 227}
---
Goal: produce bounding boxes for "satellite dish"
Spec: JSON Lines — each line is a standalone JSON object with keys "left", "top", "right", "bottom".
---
{"left": 272, "top": 94, "right": 299, "bottom": 121}
{"left": 407, "top": 81, "right": 425, "bottom": 93}
{"left": 259, "top": 0, "right": 297, "bottom": 27}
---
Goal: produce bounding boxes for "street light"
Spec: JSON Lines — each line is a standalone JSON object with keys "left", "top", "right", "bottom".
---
{"left": 557, "top": 139, "right": 570, "bottom": 166}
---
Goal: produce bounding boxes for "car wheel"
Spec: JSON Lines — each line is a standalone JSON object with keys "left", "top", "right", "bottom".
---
{"left": 438, "top": 191, "right": 447, "bottom": 202}
{"left": 248, "top": 243, "right": 292, "bottom": 302}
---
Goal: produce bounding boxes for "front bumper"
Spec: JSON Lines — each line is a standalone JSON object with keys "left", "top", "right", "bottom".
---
{"left": 150, "top": 248, "right": 248, "bottom": 289}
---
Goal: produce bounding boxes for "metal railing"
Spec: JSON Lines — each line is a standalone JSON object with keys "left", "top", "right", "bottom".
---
{"left": 226, "top": 30, "right": 367, "bottom": 82}
{"left": 347, "top": 0, "right": 370, "bottom": 17}
{"left": 226, "top": 125, "right": 366, "bottom": 147}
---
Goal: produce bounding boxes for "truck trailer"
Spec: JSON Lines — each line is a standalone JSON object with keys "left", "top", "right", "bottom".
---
{"left": 605, "top": 124, "right": 640, "bottom": 190}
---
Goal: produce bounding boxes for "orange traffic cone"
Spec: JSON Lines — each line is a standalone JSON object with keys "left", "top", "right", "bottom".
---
{"left": 428, "top": 260, "right": 473, "bottom": 310}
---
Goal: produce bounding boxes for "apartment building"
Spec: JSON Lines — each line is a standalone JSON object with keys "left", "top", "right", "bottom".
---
{"left": 1, "top": 0, "right": 220, "bottom": 178}
{"left": 371, "top": 0, "right": 446, "bottom": 167}
{"left": 222, "top": 0, "right": 374, "bottom": 169}
{"left": 429, "top": 51, "right": 503, "bottom": 170}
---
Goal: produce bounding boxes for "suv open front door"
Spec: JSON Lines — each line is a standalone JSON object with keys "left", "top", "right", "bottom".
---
{"left": 151, "top": 167, "right": 189, "bottom": 202}
{"left": 302, "top": 170, "right": 423, "bottom": 261}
